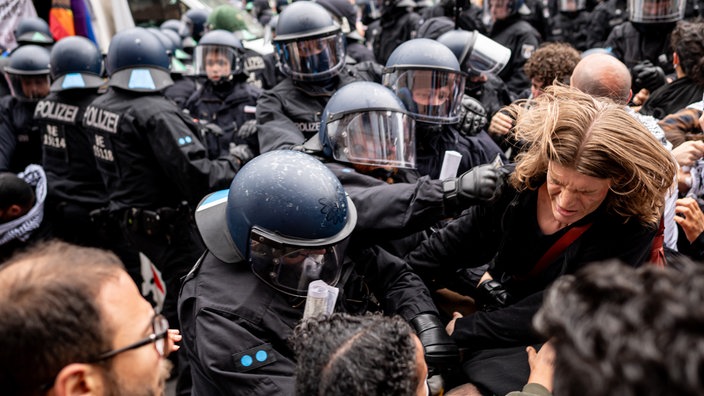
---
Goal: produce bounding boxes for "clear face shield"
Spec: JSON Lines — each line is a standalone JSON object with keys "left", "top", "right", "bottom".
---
{"left": 628, "top": 0, "right": 685, "bottom": 23}
{"left": 193, "top": 45, "right": 242, "bottom": 81}
{"left": 5, "top": 72, "right": 50, "bottom": 101}
{"left": 383, "top": 68, "right": 465, "bottom": 124}
{"left": 326, "top": 110, "right": 416, "bottom": 168}
{"left": 465, "top": 33, "right": 511, "bottom": 77}
{"left": 274, "top": 33, "right": 346, "bottom": 81}
{"left": 249, "top": 227, "right": 344, "bottom": 297}
{"left": 558, "top": 0, "right": 586, "bottom": 11}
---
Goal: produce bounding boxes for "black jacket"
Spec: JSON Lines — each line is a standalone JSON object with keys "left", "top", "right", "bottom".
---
{"left": 0, "top": 96, "right": 41, "bottom": 172}
{"left": 83, "top": 88, "right": 239, "bottom": 211}
{"left": 605, "top": 21, "right": 676, "bottom": 74}
{"left": 490, "top": 16, "right": 542, "bottom": 99}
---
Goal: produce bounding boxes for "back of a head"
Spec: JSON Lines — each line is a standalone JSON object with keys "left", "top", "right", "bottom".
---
{"left": 0, "top": 241, "right": 122, "bottom": 394}
{"left": 0, "top": 173, "right": 34, "bottom": 221}
{"left": 523, "top": 42, "right": 581, "bottom": 90}
{"left": 14, "top": 17, "right": 54, "bottom": 47}
{"left": 49, "top": 35, "right": 104, "bottom": 92}
{"left": 207, "top": 5, "right": 249, "bottom": 33}
{"left": 292, "top": 313, "right": 419, "bottom": 396}
{"left": 670, "top": 20, "right": 704, "bottom": 87}
{"left": 535, "top": 259, "right": 704, "bottom": 395}
{"left": 105, "top": 27, "right": 173, "bottom": 92}
{"left": 570, "top": 52, "right": 631, "bottom": 104}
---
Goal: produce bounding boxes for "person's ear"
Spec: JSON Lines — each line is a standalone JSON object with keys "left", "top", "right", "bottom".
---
{"left": 673, "top": 52, "right": 680, "bottom": 68}
{"left": 627, "top": 89, "right": 633, "bottom": 103}
{"left": 52, "top": 363, "right": 104, "bottom": 396}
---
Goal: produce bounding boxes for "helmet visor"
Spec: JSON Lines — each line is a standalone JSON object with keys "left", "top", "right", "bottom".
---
{"left": 558, "top": 0, "right": 586, "bottom": 11}
{"left": 466, "top": 33, "right": 511, "bottom": 76}
{"left": 5, "top": 73, "right": 50, "bottom": 101}
{"left": 193, "top": 45, "right": 242, "bottom": 80}
{"left": 383, "top": 68, "right": 465, "bottom": 124}
{"left": 249, "top": 228, "right": 343, "bottom": 297}
{"left": 628, "top": 0, "right": 685, "bottom": 23}
{"left": 275, "top": 33, "right": 346, "bottom": 81}
{"left": 327, "top": 110, "right": 416, "bottom": 168}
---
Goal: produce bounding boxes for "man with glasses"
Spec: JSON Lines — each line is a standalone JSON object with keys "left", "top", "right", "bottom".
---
{"left": 0, "top": 240, "right": 179, "bottom": 395}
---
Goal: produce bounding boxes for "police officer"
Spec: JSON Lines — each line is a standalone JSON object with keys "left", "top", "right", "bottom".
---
{"left": 13, "top": 17, "right": 55, "bottom": 48}
{"left": 369, "top": 0, "right": 422, "bottom": 65}
{"left": 180, "top": 9, "right": 210, "bottom": 54}
{"left": 382, "top": 39, "right": 506, "bottom": 179}
{"left": 185, "top": 29, "right": 261, "bottom": 160}
{"left": 256, "top": 1, "right": 382, "bottom": 153}
{"left": 316, "top": 0, "right": 376, "bottom": 63}
{"left": 605, "top": 0, "right": 685, "bottom": 84}
{"left": 545, "top": 0, "right": 591, "bottom": 51}
{"left": 586, "top": 0, "right": 627, "bottom": 48}
{"left": 306, "top": 81, "right": 505, "bottom": 258}
{"left": 82, "top": 27, "right": 240, "bottom": 339}
{"left": 485, "top": 0, "right": 542, "bottom": 99}
{"left": 33, "top": 35, "right": 142, "bottom": 286}
{"left": 0, "top": 45, "right": 50, "bottom": 172}
{"left": 179, "top": 150, "right": 459, "bottom": 395}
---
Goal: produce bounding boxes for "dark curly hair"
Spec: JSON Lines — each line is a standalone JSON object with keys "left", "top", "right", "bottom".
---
{"left": 523, "top": 42, "right": 581, "bottom": 88}
{"left": 291, "top": 313, "right": 420, "bottom": 396}
{"left": 671, "top": 20, "right": 704, "bottom": 87}
{"left": 534, "top": 258, "right": 704, "bottom": 396}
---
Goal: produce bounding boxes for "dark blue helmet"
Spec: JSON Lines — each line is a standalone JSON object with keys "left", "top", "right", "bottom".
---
{"left": 320, "top": 81, "right": 416, "bottom": 168}
{"left": 383, "top": 38, "right": 466, "bottom": 124}
{"left": 4, "top": 45, "right": 51, "bottom": 101}
{"left": 193, "top": 30, "right": 244, "bottom": 78}
{"left": 273, "top": 1, "right": 346, "bottom": 81}
{"left": 14, "top": 17, "right": 54, "bottom": 46}
{"left": 105, "top": 27, "right": 173, "bottom": 92}
{"left": 436, "top": 29, "right": 510, "bottom": 76}
{"left": 160, "top": 19, "right": 184, "bottom": 36}
{"left": 49, "top": 35, "right": 104, "bottom": 92}
{"left": 180, "top": 9, "right": 210, "bottom": 41}
{"left": 193, "top": 150, "right": 357, "bottom": 296}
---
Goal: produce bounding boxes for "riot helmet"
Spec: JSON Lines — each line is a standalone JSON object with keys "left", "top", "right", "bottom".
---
{"left": 558, "top": 0, "right": 586, "bottom": 12}
{"left": 193, "top": 30, "right": 244, "bottom": 81}
{"left": 628, "top": 0, "right": 685, "bottom": 23}
{"left": 49, "top": 35, "right": 104, "bottom": 92}
{"left": 315, "top": 0, "right": 365, "bottom": 41}
{"left": 320, "top": 81, "right": 416, "bottom": 168}
{"left": 382, "top": 38, "right": 466, "bottom": 124}
{"left": 14, "top": 17, "right": 54, "bottom": 46}
{"left": 273, "top": 1, "right": 346, "bottom": 82}
{"left": 105, "top": 27, "right": 173, "bottom": 92}
{"left": 148, "top": 28, "right": 188, "bottom": 74}
{"left": 217, "top": 150, "right": 357, "bottom": 297}
{"left": 161, "top": 28, "right": 192, "bottom": 62}
{"left": 437, "top": 29, "right": 511, "bottom": 77}
{"left": 160, "top": 19, "right": 184, "bottom": 36}
{"left": 4, "top": 45, "right": 51, "bottom": 101}
{"left": 180, "top": 9, "right": 209, "bottom": 41}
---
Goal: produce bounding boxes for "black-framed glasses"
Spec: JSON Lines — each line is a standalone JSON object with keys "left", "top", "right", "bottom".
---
{"left": 92, "top": 314, "right": 169, "bottom": 362}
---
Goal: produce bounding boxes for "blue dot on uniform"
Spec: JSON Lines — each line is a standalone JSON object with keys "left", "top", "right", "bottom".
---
{"left": 255, "top": 350, "right": 268, "bottom": 362}
{"left": 178, "top": 138, "right": 185, "bottom": 145}
{"left": 241, "top": 355, "right": 253, "bottom": 367}
{"left": 185, "top": 136, "right": 192, "bottom": 143}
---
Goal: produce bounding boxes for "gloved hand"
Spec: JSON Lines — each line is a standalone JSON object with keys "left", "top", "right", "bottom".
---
{"left": 410, "top": 313, "right": 460, "bottom": 370}
{"left": 443, "top": 163, "right": 504, "bottom": 215}
{"left": 200, "top": 122, "right": 224, "bottom": 138}
{"left": 236, "top": 119, "right": 258, "bottom": 139}
{"left": 632, "top": 60, "right": 667, "bottom": 93}
{"left": 229, "top": 142, "right": 254, "bottom": 165}
{"left": 457, "top": 95, "right": 488, "bottom": 137}
{"left": 475, "top": 279, "right": 511, "bottom": 312}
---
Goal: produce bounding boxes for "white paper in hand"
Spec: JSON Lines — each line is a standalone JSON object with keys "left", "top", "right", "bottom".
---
{"left": 302, "top": 280, "right": 339, "bottom": 319}
{"left": 439, "top": 150, "right": 463, "bottom": 179}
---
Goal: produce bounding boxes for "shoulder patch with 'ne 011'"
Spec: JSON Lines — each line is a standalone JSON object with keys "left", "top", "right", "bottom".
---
{"left": 231, "top": 344, "right": 277, "bottom": 372}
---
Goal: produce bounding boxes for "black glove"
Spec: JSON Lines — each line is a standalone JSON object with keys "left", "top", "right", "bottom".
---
{"left": 229, "top": 142, "right": 254, "bottom": 164}
{"left": 632, "top": 60, "right": 667, "bottom": 93}
{"left": 443, "top": 164, "right": 504, "bottom": 215}
{"left": 236, "top": 119, "right": 258, "bottom": 139}
{"left": 457, "top": 95, "right": 488, "bottom": 137}
{"left": 410, "top": 313, "right": 460, "bottom": 370}
{"left": 200, "top": 122, "right": 224, "bottom": 138}
{"left": 475, "top": 279, "right": 511, "bottom": 312}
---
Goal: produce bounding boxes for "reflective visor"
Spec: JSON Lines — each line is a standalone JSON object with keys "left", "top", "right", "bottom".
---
{"left": 5, "top": 73, "right": 50, "bottom": 101}
{"left": 628, "top": 0, "right": 685, "bottom": 23}
{"left": 327, "top": 110, "right": 416, "bottom": 168}
{"left": 466, "top": 33, "right": 511, "bottom": 76}
{"left": 383, "top": 68, "right": 465, "bottom": 124}
{"left": 249, "top": 227, "right": 343, "bottom": 297}
{"left": 275, "top": 33, "right": 346, "bottom": 81}
{"left": 193, "top": 45, "right": 242, "bottom": 78}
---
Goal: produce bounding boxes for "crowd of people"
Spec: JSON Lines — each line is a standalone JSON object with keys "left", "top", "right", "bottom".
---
{"left": 1, "top": 0, "right": 704, "bottom": 394}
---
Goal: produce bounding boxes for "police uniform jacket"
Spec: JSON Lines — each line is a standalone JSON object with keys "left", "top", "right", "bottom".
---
{"left": 178, "top": 240, "right": 438, "bottom": 395}
{"left": 256, "top": 63, "right": 382, "bottom": 153}
{"left": 83, "top": 88, "right": 239, "bottom": 211}
{"left": 605, "top": 21, "right": 675, "bottom": 74}
{"left": 545, "top": 10, "right": 591, "bottom": 51}
{"left": 407, "top": 173, "right": 656, "bottom": 351}
{"left": 185, "top": 79, "right": 261, "bottom": 158}
{"left": 0, "top": 96, "right": 41, "bottom": 172}
{"left": 34, "top": 90, "right": 107, "bottom": 206}
{"left": 490, "top": 15, "right": 542, "bottom": 99}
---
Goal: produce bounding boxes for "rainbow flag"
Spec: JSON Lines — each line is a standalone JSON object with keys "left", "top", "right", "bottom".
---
{"left": 49, "top": 0, "right": 75, "bottom": 40}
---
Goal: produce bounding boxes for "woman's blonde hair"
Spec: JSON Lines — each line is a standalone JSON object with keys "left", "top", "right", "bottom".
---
{"left": 510, "top": 85, "right": 676, "bottom": 226}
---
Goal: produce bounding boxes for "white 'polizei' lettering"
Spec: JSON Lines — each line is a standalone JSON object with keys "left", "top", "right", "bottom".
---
{"left": 34, "top": 100, "right": 80, "bottom": 123}
{"left": 84, "top": 106, "right": 120, "bottom": 134}
{"left": 295, "top": 121, "right": 320, "bottom": 132}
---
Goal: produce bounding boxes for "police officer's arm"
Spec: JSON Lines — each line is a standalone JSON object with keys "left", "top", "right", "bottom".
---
{"left": 0, "top": 107, "right": 17, "bottom": 171}
{"left": 145, "top": 110, "right": 239, "bottom": 202}
{"left": 256, "top": 89, "right": 307, "bottom": 152}
{"left": 505, "top": 31, "right": 541, "bottom": 98}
